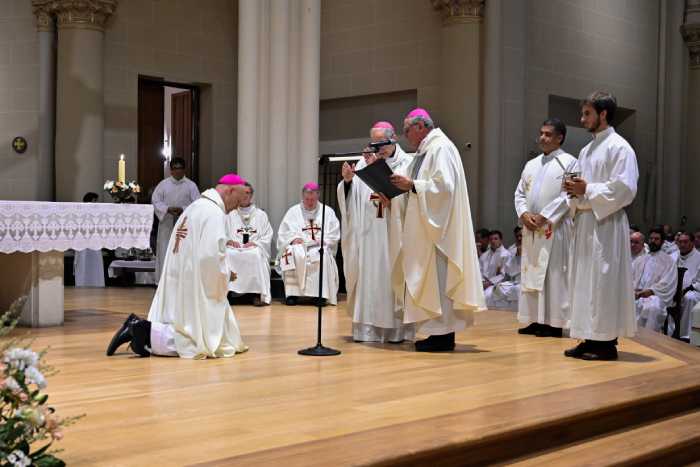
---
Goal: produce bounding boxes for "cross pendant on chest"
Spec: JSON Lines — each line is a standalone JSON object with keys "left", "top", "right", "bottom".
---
{"left": 369, "top": 193, "right": 384, "bottom": 218}
{"left": 302, "top": 220, "right": 321, "bottom": 241}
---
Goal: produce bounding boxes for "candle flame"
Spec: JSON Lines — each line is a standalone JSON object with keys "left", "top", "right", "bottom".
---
{"left": 120, "top": 154, "right": 124, "bottom": 161}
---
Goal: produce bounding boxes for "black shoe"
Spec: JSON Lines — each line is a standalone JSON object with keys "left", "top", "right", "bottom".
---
{"left": 106, "top": 313, "right": 140, "bottom": 356}
{"left": 564, "top": 341, "right": 591, "bottom": 358}
{"left": 581, "top": 340, "right": 618, "bottom": 361}
{"left": 415, "top": 332, "right": 455, "bottom": 352}
{"left": 536, "top": 325, "right": 563, "bottom": 338}
{"left": 285, "top": 296, "right": 298, "bottom": 306}
{"left": 518, "top": 323, "right": 542, "bottom": 335}
{"left": 128, "top": 319, "right": 152, "bottom": 357}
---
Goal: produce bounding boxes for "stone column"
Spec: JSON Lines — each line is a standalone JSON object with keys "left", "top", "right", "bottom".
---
{"left": 432, "top": 0, "right": 484, "bottom": 222}
{"left": 236, "top": 0, "right": 321, "bottom": 232}
{"left": 682, "top": 0, "right": 700, "bottom": 229}
{"left": 32, "top": 1, "right": 56, "bottom": 202}
{"left": 52, "top": 0, "right": 117, "bottom": 202}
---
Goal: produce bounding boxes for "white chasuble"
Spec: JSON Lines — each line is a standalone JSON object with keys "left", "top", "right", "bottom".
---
{"left": 337, "top": 145, "right": 415, "bottom": 342}
{"left": 632, "top": 251, "right": 677, "bottom": 331}
{"left": 395, "top": 128, "right": 485, "bottom": 335}
{"left": 568, "top": 127, "right": 638, "bottom": 341}
{"left": 514, "top": 149, "right": 576, "bottom": 328}
{"left": 225, "top": 205, "right": 274, "bottom": 304}
{"left": 276, "top": 203, "right": 340, "bottom": 304}
{"left": 151, "top": 176, "right": 201, "bottom": 283}
{"left": 147, "top": 189, "right": 248, "bottom": 358}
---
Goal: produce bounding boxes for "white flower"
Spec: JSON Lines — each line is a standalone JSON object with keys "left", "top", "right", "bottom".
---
{"left": 7, "top": 450, "right": 31, "bottom": 467}
{"left": 104, "top": 180, "right": 114, "bottom": 190}
{"left": 24, "top": 366, "right": 46, "bottom": 389}
{"left": 3, "top": 376, "right": 20, "bottom": 392}
{"left": 3, "top": 348, "right": 38, "bottom": 371}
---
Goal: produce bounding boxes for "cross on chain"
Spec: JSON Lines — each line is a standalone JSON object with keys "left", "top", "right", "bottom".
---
{"left": 302, "top": 220, "right": 321, "bottom": 241}
{"left": 172, "top": 217, "right": 188, "bottom": 254}
{"left": 369, "top": 193, "right": 384, "bottom": 218}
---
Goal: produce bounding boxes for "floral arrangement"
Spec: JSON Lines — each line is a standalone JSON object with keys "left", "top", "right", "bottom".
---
{"left": 103, "top": 180, "right": 141, "bottom": 203}
{"left": 0, "top": 297, "right": 81, "bottom": 467}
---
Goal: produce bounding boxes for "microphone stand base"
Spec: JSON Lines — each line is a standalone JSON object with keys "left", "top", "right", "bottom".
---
{"left": 298, "top": 344, "right": 342, "bottom": 356}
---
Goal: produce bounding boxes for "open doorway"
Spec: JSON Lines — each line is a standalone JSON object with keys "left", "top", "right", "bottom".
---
{"left": 137, "top": 76, "right": 200, "bottom": 202}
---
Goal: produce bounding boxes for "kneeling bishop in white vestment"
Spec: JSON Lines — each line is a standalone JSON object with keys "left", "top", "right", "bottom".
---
{"left": 277, "top": 183, "right": 340, "bottom": 305}
{"left": 106, "top": 174, "right": 249, "bottom": 359}
{"left": 225, "top": 182, "right": 273, "bottom": 306}
{"left": 388, "top": 108, "right": 485, "bottom": 352}
{"left": 337, "top": 121, "right": 415, "bottom": 343}
{"left": 514, "top": 118, "right": 576, "bottom": 338}
{"left": 630, "top": 230, "right": 677, "bottom": 332}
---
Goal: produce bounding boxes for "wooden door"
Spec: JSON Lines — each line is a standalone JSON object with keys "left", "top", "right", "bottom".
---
{"left": 137, "top": 78, "right": 165, "bottom": 203}
{"left": 171, "top": 90, "right": 193, "bottom": 180}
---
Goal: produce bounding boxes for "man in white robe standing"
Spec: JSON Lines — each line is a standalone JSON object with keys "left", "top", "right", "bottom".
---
{"left": 515, "top": 118, "right": 576, "bottom": 338}
{"left": 486, "top": 227, "right": 522, "bottom": 311}
{"left": 480, "top": 230, "right": 511, "bottom": 295}
{"left": 676, "top": 232, "right": 700, "bottom": 340}
{"left": 387, "top": 108, "right": 485, "bottom": 352}
{"left": 564, "top": 91, "right": 638, "bottom": 361}
{"left": 337, "top": 121, "right": 415, "bottom": 343}
{"left": 151, "top": 157, "right": 200, "bottom": 283}
{"left": 277, "top": 183, "right": 340, "bottom": 306}
{"left": 631, "top": 229, "right": 677, "bottom": 332}
{"left": 106, "top": 174, "right": 249, "bottom": 359}
{"left": 225, "top": 182, "right": 273, "bottom": 307}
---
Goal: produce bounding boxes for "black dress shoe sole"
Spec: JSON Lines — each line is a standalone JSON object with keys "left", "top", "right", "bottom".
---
{"left": 106, "top": 314, "right": 139, "bottom": 356}
{"left": 581, "top": 351, "right": 618, "bottom": 361}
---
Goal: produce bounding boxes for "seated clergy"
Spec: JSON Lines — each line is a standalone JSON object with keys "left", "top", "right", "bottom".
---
{"left": 485, "top": 227, "right": 522, "bottom": 311}
{"left": 277, "top": 183, "right": 340, "bottom": 306}
{"left": 225, "top": 182, "right": 273, "bottom": 306}
{"left": 106, "top": 174, "right": 249, "bottom": 359}
{"left": 480, "top": 230, "right": 511, "bottom": 297}
{"left": 676, "top": 232, "right": 700, "bottom": 339}
{"left": 73, "top": 192, "right": 105, "bottom": 287}
{"left": 631, "top": 229, "right": 677, "bottom": 332}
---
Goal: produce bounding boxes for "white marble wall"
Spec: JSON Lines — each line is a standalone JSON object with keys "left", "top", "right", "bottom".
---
{"left": 0, "top": 0, "right": 40, "bottom": 200}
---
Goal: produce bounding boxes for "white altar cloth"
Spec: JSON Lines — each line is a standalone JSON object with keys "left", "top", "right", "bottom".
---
{"left": 0, "top": 201, "right": 154, "bottom": 326}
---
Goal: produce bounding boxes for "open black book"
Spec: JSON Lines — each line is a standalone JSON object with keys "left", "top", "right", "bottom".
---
{"left": 353, "top": 159, "right": 407, "bottom": 199}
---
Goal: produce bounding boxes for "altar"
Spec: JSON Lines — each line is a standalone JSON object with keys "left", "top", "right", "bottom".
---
{"left": 0, "top": 201, "right": 153, "bottom": 326}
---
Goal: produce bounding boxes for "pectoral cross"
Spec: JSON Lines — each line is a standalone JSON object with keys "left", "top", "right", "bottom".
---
{"left": 302, "top": 220, "right": 321, "bottom": 241}
{"left": 369, "top": 193, "right": 384, "bottom": 218}
{"left": 281, "top": 249, "right": 293, "bottom": 265}
{"left": 173, "top": 217, "right": 188, "bottom": 254}
{"left": 236, "top": 226, "right": 257, "bottom": 244}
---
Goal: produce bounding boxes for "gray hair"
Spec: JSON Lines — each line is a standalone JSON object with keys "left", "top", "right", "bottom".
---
{"left": 244, "top": 181, "right": 254, "bottom": 195}
{"left": 407, "top": 115, "right": 434, "bottom": 130}
{"left": 371, "top": 127, "right": 396, "bottom": 140}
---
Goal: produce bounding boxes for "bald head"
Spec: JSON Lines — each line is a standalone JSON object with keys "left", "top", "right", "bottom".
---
{"left": 630, "top": 231, "right": 645, "bottom": 256}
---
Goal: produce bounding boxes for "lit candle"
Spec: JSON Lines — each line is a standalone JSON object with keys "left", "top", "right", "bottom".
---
{"left": 118, "top": 154, "right": 125, "bottom": 184}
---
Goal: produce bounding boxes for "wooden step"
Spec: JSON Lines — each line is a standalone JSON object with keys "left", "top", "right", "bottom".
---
{"left": 505, "top": 410, "right": 700, "bottom": 466}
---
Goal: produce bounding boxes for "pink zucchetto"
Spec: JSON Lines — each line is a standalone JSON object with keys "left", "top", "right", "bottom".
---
{"left": 406, "top": 108, "right": 431, "bottom": 121}
{"left": 303, "top": 182, "right": 320, "bottom": 192}
{"left": 371, "top": 121, "right": 395, "bottom": 131}
{"left": 218, "top": 173, "right": 247, "bottom": 186}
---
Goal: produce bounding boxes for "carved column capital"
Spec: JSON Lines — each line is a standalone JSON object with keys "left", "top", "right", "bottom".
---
{"left": 32, "top": 0, "right": 118, "bottom": 32}
{"left": 431, "top": 0, "right": 484, "bottom": 25}
{"left": 32, "top": 1, "right": 55, "bottom": 32}
{"left": 682, "top": 23, "right": 700, "bottom": 69}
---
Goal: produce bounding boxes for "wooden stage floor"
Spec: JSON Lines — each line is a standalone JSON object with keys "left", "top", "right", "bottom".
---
{"left": 18, "top": 287, "right": 700, "bottom": 466}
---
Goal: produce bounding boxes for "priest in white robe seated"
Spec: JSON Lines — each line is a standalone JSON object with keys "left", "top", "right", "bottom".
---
{"left": 337, "top": 121, "right": 415, "bottom": 343}
{"left": 480, "top": 230, "right": 511, "bottom": 295}
{"left": 676, "top": 231, "right": 700, "bottom": 340}
{"left": 277, "top": 183, "right": 340, "bottom": 306}
{"left": 225, "top": 182, "right": 273, "bottom": 307}
{"left": 515, "top": 118, "right": 576, "bottom": 338}
{"left": 387, "top": 108, "right": 485, "bottom": 352}
{"left": 485, "top": 227, "right": 522, "bottom": 311}
{"left": 106, "top": 174, "right": 249, "bottom": 359}
{"left": 564, "top": 92, "right": 638, "bottom": 361}
{"left": 151, "top": 157, "right": 201, "bottom": 284}
{"left": 631, "top": 229, "right": 677, "bottom": 332}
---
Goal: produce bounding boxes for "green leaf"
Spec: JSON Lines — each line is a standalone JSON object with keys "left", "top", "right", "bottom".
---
{"left": 33, "top": 453, "right": 66, "bottom": 467}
